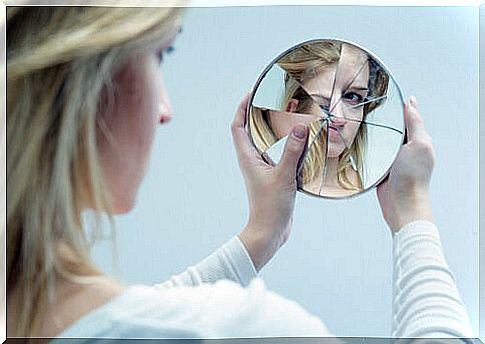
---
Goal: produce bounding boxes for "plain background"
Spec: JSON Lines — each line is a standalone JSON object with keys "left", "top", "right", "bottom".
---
{"left": 90, "top": 6, "right": 479, "bottom": 337}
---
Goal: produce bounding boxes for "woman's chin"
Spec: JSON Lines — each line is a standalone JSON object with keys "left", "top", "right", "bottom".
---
{"left": 327, "top": 147, "right": 345, "bottom": 159}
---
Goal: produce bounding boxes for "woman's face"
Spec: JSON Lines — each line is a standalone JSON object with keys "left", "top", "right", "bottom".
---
{"left": 97, "top": 33, "right": 178, "bottom": 214}
{"left": 303, "top": 43, "right": 370, "bottom": 158}
{"left": 270, "top": 43, "right": 370, "bottom": 158}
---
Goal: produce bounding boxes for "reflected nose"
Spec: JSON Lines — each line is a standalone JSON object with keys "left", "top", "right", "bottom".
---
{"left": 328, "top": 102, "right": 347, "bottom": 127}
{"left": 329, "top": 114, "right": 346, "bottom": 127}
{"left": 328, "top": 93, "right": 347, "bottom": 123}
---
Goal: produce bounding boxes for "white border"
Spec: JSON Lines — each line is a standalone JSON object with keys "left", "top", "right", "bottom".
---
{"left": 188, "top": 0, "right": 484, "bottom": 6}
{"left": 1, "top": 2, "right": 482, "bottom": 342}
{"left": 1, "top": 2, "right": 6, "bottom": 342}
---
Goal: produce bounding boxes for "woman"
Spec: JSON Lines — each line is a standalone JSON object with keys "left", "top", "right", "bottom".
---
{"left": 6, "top": 5, "right": 474, "bottom": 339}
{"left": 250, "top": 41, "right": 389, "bottom": 197}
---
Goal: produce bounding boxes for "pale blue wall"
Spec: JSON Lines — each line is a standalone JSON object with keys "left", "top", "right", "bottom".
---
{"left": 91, "top": 6, "right": 479, "bottom": 337}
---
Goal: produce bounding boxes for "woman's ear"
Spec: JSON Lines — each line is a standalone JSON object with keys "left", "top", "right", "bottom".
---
{"left": 286, "top": 99, "right": 299, "bottom": 113}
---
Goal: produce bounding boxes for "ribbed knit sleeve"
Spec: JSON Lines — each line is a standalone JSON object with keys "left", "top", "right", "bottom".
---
{"left": 154, "top": 236, "right": 257, "bottom": 289}
{"left": 392, "top": 220, "right": 474, "bottom": 340}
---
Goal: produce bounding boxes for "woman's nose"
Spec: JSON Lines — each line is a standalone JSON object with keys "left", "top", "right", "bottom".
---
{"left": 158, "top": 76, "right": 173, "bottom": 124}
{"left": 159, "top": 102, "right": 172, "bottom": 124}
{"left": 329, "top": 96, "right": 347, "bottom": 125}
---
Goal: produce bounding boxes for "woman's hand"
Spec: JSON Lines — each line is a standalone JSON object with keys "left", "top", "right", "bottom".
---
{"left": 377, "top": 96, "right": 435, "bottom": 233}
{"left": 233, "top": 93, "right": 309, "bottom": 271}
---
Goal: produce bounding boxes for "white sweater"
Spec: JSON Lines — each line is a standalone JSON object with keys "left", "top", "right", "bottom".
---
{"left": 55, "top": 220, "right": 474, "bottom": 340}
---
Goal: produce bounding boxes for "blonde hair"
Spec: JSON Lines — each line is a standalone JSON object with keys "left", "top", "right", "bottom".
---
{"left": 7, "top": 4, "right": 185, "bottom": 336}
{"left": 250, "top": 41, "right": 389, "bottom": 193}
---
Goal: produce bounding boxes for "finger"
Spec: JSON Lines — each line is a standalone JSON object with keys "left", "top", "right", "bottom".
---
{"left": 276, "top": 125, "right": 309, "bottom": 180}
{"left": 404, "top": 96, "right": 427, "bottom": 142}
{"left": 232, "top": 92, "right": 251, "bottom": 129}
{"left": 231, "top": 92, "right": 260, "bottom": 163}
{"left": 376, "top": 180, "right": 385, "bottom": 205}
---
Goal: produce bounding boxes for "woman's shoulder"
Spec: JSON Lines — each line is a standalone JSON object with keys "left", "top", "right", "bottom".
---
{"left": 56, "top": 278, "right": 329, "bottom": 339}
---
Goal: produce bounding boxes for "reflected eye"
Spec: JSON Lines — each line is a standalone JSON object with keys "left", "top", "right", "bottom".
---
{"left": 343, "top": 92, "right": 364, "bottom": 105}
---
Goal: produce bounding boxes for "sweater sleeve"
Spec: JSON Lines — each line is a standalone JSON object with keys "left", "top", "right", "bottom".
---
{"left": 154, "top": 236, "right": 257, "bottom": 289}
{"left": 392, "top": 220, "right": 475, "bottom": 340}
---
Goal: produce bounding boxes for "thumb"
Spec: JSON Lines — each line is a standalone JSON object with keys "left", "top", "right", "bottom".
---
{"left": 404, "top": 96, "right": 425, "bottom": 142}
{"left": 277, "top": 125, "right": 309, "bottom": 180}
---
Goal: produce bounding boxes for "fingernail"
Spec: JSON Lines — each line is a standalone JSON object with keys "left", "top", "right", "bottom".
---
{"left": 292, "top": 125, "right": 307, "bottom": 139}
{"left": 410, "top": 96, "right": 417, "bottom": 108}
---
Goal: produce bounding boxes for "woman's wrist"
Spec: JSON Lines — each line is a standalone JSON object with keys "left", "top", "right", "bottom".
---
{"left": 391, "top": 191, "right": 434, "bottom": 232}
{"left": 238, "top": 225, "right": 284, "bottom": 272}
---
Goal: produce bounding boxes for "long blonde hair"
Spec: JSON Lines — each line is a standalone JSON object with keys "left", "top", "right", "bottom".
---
{"left": 250, "top": 41, "right": 389, "bottom": 193}
{"left": 7, "top": 5, "right": 185, "bottom": 336}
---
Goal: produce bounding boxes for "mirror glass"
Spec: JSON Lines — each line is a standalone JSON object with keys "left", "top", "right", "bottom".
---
{"left": 248, "top": 39, "right": 405, "bottom": 199}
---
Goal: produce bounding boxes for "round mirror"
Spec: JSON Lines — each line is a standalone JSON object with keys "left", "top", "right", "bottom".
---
{"left": 247, "top": 39, "right": 405, "bottom": 199}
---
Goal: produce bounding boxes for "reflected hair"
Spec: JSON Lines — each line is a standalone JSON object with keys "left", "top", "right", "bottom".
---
{"left": 7, "top": 4, "right": 185, "bottom": 336}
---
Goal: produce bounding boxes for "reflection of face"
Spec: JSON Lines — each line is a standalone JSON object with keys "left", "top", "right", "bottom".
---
{"left": 268, "top": 43, "right": 370, "bottom": 158}
{"left": 304, "top": 43, "right": 369, "bottom": 158}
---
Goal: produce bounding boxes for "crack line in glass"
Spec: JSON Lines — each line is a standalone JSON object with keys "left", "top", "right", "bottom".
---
{"left": 318, "top": 119, "right": 330, "bottom": 196}
{"left": 350, "top": 94, "right": 388, "bottom": 108}
{"left": 321, "top": 110, "right": 404, "bottom": 135}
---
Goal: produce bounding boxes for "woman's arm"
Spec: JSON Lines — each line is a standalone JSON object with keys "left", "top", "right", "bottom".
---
{"left": 157, "top": 94, "right": 308, "bottom": 289}
{"left": 378, "top": 97, "right": 474, "bottom": 339}
{"left": 391, "top": 220, "right": 474, "bottom": 338}
{"left": 155, "top": 236, "right": 257, "bottom": 289}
